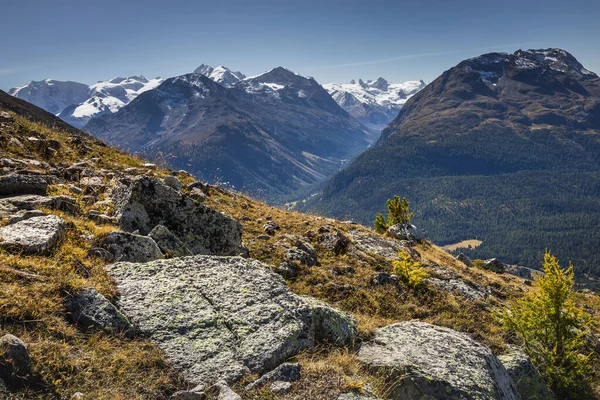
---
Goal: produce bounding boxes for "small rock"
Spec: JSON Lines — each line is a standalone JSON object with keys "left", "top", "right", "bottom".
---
{"left": 286, "top": 248, "right": 317, "bottom": 266}
{"left": 4, "top": 209, "right": 45, "bottom": 225}
{"left": 456, "top": 252, "right": 472, "bottom": 267}
{"left": 498, "top": 347, "right": 554, "bottom": 400}
{"left": 331, "top": 265, "right": 356, "bottom": 276}
{"left": 256, "top": 234, "right": 271, "bottom": 241}
{"left": 296, "top": 239, "right": 317, "bottom": 261}
{"left": 263, "top": 221, "right": 280, "bottom": 236}
{"left": 0, "top": 173, "right": 48, "bottom": 195}
{"left": 302, "top": 296, "right": 358, "bottom": 346}
{"left": 274, "top": 261, "right": 298, "bottom": 279}
{"left": 149, "top": 225, "right": 193, "bottom": 258}
{"left": 246, "top": 363, "right": 301, "bottom": 390}
{"left": 68, "top": 288, "right": 134, "bottom": 337}
{"left": 143, "top": 163, "right": 157, "bottom": 169}
{"left": 164, "top": 175, "right": 182, "bottom": 191}
{"left": 483, "top": 258, "right": 506, "bottom": 273}
{"left": 71, "top": 392, "right": 85, "bottom": 400}
{"left": 0, "top": 334, "right": 32, "bottom": 388}
{"left": 68, "top": 185, "right": 84, "bottom": 195}
{"left": 100, "top": 231, "right": 164, "bottom": 262}
{"left": 211, "top": 381, "right": 242, "bottom": 400}
{"left": 87, "top": 247, "right": 116, "bottom": 262}
{"left": 0, "top": 214, "right": 67, "bottom": 254}
{"left": 270, "top": 381, "right": 292, "bottom": 394}
{"left": 171, "top": 384, "right": 206, "bottom": 399}
{"left": 189, "top": 187, "right": 208, "bottom": 202}
{"left": 88, "top": 210, "right": 115, "bottom": 224}
{"left": 319, "top": 231, "right": 349, "bottom": 255}
{"left": 386, "top": 223, "right": 417, "bottom": 241}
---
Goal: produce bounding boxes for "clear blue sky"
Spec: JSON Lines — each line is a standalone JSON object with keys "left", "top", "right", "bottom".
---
{"left": 1, "top": 0, "right": 599, "bottom": 90}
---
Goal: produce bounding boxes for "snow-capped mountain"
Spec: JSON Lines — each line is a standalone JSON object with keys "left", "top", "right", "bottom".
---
{"left": 9, "top": 80, "right": 90, "bottom": 115}
{"left": 324, "top": 78, "right": 426, "bottom": 131}
{"left": 193, "top": 64, "right": 246, "bottom": 87}
{"left": 9, "top": 76, "right": 163, "bottom": 128}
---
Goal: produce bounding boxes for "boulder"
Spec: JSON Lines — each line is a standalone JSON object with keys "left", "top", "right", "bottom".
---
{"left": 274, "top": 261, "right": 298, "bottom": 279}
{"left": 386, "top": 223, "right": 417, "bottom": 241}
{"left": 67, "top": 288, "right": 134, "bottom": 337}
{"left": 285, "top": 248, "right": 317, "bottom": 266}
{"left": 302, "top": 296, "right": 358, "bottom": 346}
{"left": 111, "top": 176, "right": 243, "bottom": 256}
{"left": 0, "top": 214, "right": 67, "bottom": 254}
{"left": 0, "top": 173, "right": 48, "bottom": 195}
{"left": 456, "top": 252, "right": 473, "bottom": 267}
{"left": 4, "top": 209, "right": 45, "bottom": 225}
{"left": 427, "top": 277, "right": 486, "bottom": 301}
{"left": 347, "top": 230, "right": 419, "bottom": 261}
{"left": 149, "top": 225, "right": 192, "bottom": 258}
{"left": 270, "top": 381, "right": 292, "bottom": 394}
{"left": 263, "top": 221, "right": 280, "bottom": 236}
{"left": 189, "top": 187, "right": 208, "bottom": 202}
{"left": 483, "top": 258, "right": 506, "bottom": 273}
{"left": 211, "top": 381, "right": 242, "bottom": 400}
{"left": 100, "top": 231, "right": 164, "bottom": 262}
{"left": 498, "top": 347, "right": 553, "bottom": 400}
{"left": 246, "top": 363, "right": 301, "bottom": 390}
{"left": 164, "top": 175, "right": 182, "bottom": 191}
{"left": 370, "top": 272, "right": 403, "bottom": 294}
{"left": 357, "top": 321, "right": 520, "bottom": 400}
{"left": 171, "top": 384, "right": 206, "bottom": 400}
{"left": 0, "top": 194, "right": 78, "bottom": 217}
{"left": 87, "top": 247, "right": 116, "bottom": 262}
{"left": 319, "top": 231, "right": 349, "bottom": 255}
{"left": 505, "top": 265, "right": 544, "bottom": 280}
{"left": 0, "top": 334, "right": 32, "bottom": 388}
{"left": 107, "top": 255, "right": 356, "bottom": 386}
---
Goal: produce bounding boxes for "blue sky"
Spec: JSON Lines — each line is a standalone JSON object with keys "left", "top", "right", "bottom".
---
{"left": 1, "top": 0, "right": 599, "bottom": 90}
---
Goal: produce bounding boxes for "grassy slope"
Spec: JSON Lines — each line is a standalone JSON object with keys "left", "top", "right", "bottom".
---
{"left": 0, "top": 109, "right": 598, "bottom": 399}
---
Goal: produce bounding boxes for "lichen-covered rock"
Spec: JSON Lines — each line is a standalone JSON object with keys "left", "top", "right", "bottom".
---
{"left": 107, "top": 256, "right": 315, "bottom": 386}
{"left": 319, "top": 230, "right": 349, "bottom": 255}
{"left": 0, "top": 334, "right": 32, "bottom": 388}
{"left": 386, "top": 223, "right": 417, "bottom": 241}
{"left": 0, "top": 214, "right": 66, "bottom": 254}
{"left": 0, "top": 194, "right": 78, "bottom": 217}
{"left": 263, "top": 221, "right": 280, "bottom": 236}
{"left": 100, "top": 231, "right": 163, "bottom": 262}
{"left": 211, "top": 381, "right": 242, "bottom": 400}
{"left": 149, "top": 225, "right": 192, "bottom": 257}
{"left": 285, "top": 248, "right": 317, "bottom": 266}
{"left": 357, "top": 321, "right": 519, "bottom": 400}
{"left": 4, "top": 209, "right": 45, "bottom": 225}
{"left": 483, "top": 258, "right": 506, "bottom": 273}
{"left": 274, "top": 261, "right": 298, "bottom": 279}
{"left": 370, "top": 272, "right": 403, "bottom": 294}
{"left": 270, "top": 381, "right": 292, "bottom": 394}
{"left": 505, "top": 265, "right": 544, "bottom": 280}
{"left": 67, "top": 288, "right": 134, "bottom": 337}
{"left": 0, "top": 173, "right": 48, "bottom": 195}
{"left": 498, "top": 347, "right": 553, "bottom": 400}
{"left": 427, "top": 277, "right": 486, "bottom": 301}
{"left": 111, "top": 176, "right": 243, "bottom": 256}
{"left": 164, "top": 175, "right": 182, "bottom": 191}
{"left": 347, "top": 230, "right": 419, "bottom": 261}
{"left": 302, "top": 296, "right": 358, "bottom": 346}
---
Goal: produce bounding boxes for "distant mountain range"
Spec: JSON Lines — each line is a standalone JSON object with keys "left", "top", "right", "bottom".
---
{"left": 9, "top": 76, "right": 163, "bottom": 128}
{"left": 324, "top": 78, "right": 425, "bottom": 131}
{"left": 84, "top": 67, "right": 372, "bottom": 199}
{"left": 306, "top": 48, "right": 600, "bottom": 279}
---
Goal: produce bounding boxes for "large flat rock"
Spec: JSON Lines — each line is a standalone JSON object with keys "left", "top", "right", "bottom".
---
{"left": 357, "top": 321, "right": 520, "bottom": 400}
{"left": 0, "top": 214, "right": 67, "bottom": 254}
{"left": 0, "top": 174, "right": 48, "bottom": 196}
{"left": 107, "top": 255, "right": 355, "bottom": 386}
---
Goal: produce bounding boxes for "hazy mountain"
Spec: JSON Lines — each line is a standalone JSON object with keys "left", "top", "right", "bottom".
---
{"left": 307, "top": 48, "right": 600, "bottom": 277}
{"left": 85, "top": 68, "right": 371, "bottom": 199}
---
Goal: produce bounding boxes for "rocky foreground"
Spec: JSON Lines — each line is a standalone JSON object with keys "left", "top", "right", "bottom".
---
{"left": 0, "top": 103, "right": 598, "bottom": 399}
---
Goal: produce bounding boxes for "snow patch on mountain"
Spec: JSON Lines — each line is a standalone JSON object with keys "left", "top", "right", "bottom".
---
{"left": 193, "top": 64, "right": 246, "bottom": 87}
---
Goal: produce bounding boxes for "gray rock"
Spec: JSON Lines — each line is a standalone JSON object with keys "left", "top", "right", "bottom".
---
{"left": 189, "top": 187, "right": 208, "bottom": 202}
{"left": 270, "top": 380, "right": 292, "bottom": 394}
{"left": 386, "top": 223, "right": 417, "bottom": 241}
{"left": 149, "top": 225, "right": 192, "bottom": 257}
{"left": 87, "top": 246, "right": 116, "bottom": 262}
{"left": 0, "top": 194, "right": 78, "bottom": 217}
{"left": 68, "top": 288, "right": 134, "bottom": 337}
{"left": 212, "top": 381, "right": 242, "bottom": 400}
{"left": 483, "top": 258, "right": 506, "bottom": 273}
{"left": 164, "top": 175, "right": 182, "bottom": 191}
{"left": 370, "top": 272, "right": 403, "bottom": 294}
{"left": 0, "top": 214, "right": 67, "bottom": 254}
{"left": 88, "top": 210, "right": 115, "bottom": 224}
{"left": 246, "top": 363, "right": 301, "bottom": 390}
{"left": 319, "top": 231, "right": 349, "bottom": 255}
{"left": 107, "top": 256, "right": 314, "bottom": 385}
{"left": 263, "top": 221, "right": 280, "bottom": 235}
{"left": 0, "top": 334, "right": 32, "bottom": 387}
{"left": 302, "top": 296, "right": 358, "bottom": 346}
{"left": 505, "top": 265, "right": 544, "bottom": 280}
{"left": 426, "top": 276, "right": 486, "bottom": 301}
{"left": 285, "top": 248, "right": 317, "bottom": 266}
{"left": 274, "top": 261, "right": 298, "bottom": 279}
{"left": 0, "top": 173, "right": 48, "bottom": 195}
{"left": 296, "top": 239, "right": 317, "bottom": 261}
{"left": 331, "top": 265, "right": 356, "bottom": 276}
{"left": 112, "top": 176, "right": 243, "bottom": 256}
{"left": 347, "top": 230, "right": 419, "bottom": 261}
{"left": 498, "top": 347, "right": 553, "bottom": 400}
{"left": 456, "top": 252, "right": 473, "bottom": 267}
{"left": 100, "top": 231, "right": 164, "bottom": 262}
{"left": 357, "top": 321, "right": 520, "bottom": 400}
{"left": 4, "top": 209, "right": 45, "bottom": 225}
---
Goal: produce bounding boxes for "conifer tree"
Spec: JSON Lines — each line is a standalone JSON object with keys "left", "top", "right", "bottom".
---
{"left": 374, "top": 195, "right": 413, "bottom": 233}
{"left": 503, "top": 251, "right": 592, "bottom": 398}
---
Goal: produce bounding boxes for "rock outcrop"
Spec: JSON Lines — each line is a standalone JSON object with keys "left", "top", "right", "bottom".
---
{"left": 149, "top": 225, "right": 192, "bottom": 257}
{"left": 0, "top": 334, "right": 32, "bottom": 389}
{"left": 498, "top": 347, "right": 553, "bottom": 400}
{"left": 107, "top": 255, "right": 356, "bottom": 386}
{"left": 100, "top": 231, "right": 164, "bottom": 262}
{"left": 111, "top": 176, "right": 243, "bottom": 255}
{"left": 0, "top": 214, "right": 66, "bottom": 254}
{"left": 357, "top": 321, "right": 520, "bottom": 400}
{"left": 483, "top": 258, "right": 506, "bottom": 273}
{"left": 0, "top": 173, "right": 48, "bottom": 195}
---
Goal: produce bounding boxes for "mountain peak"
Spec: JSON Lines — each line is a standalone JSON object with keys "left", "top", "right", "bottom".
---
{"left": 194, "top": 64, "right": 214, "bottom": 76}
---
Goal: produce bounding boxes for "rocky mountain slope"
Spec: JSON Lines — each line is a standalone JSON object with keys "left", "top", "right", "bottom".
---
{"left": 84, "top": 68, "right": 371, "bottom": 200}
{"left": 324, "top": 79, "right": 426, "bottom": 131}
{"left": 194, "top": 64, "right": 247, "bottom": 87}
{"left": 1, "top": 89, "right": 598, "bottom": 399}
{"left": 307, "top": 48, "right": 600, "bottom": 281}
{"left": 9, "top": 76, "right": 163, "bottom": 128}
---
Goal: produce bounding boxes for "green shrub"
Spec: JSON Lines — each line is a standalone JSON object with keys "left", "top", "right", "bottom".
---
{"left": 373, "top": 196, "right": 413, "bottom": 233}
{"left": 392, "top": 252, "right": 429, "bottom": 287}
